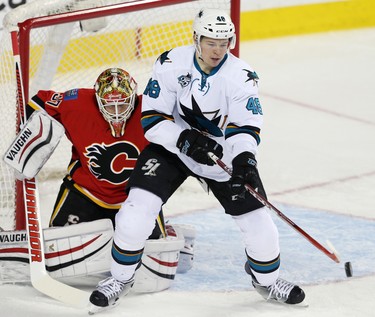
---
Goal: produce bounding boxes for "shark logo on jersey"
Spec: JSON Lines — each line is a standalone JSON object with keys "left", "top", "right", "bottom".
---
{"left": 243, "top": 69, "right": 259, "bottom": 86}
{"left": 157, "top": 50, "right": 172, "bottom": 65}
{"left": 180, "top": 95, "right": 223, "bottom": 137}
{"left": 178, "top": 73, "right": 192, "bottom": 87}
{"left": 85, "top": 141, "right": 139, "bottom": 184}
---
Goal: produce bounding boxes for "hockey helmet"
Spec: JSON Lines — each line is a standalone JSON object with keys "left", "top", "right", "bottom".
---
{"left": 193, "top": 8, "right": 236, "bottom": 53}
{"left": 95, "top": 68, "right": 137, "bottom": 137}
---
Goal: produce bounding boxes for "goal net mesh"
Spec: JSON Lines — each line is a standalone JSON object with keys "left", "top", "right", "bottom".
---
{"left": 0, "top": 0, "right": 235, "bottom": 230}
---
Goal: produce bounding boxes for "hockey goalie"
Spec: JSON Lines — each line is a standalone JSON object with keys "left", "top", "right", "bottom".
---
{"left": 1, "top": 68, "right": 196, "bottom": 292}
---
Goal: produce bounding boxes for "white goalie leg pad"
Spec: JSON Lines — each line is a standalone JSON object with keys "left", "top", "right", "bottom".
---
{"left": 44, "top": 219, "right": 113, "bottom": 279}
{"left": 2, "top": 110, "right": 65, "bottom": 180}
{"left": 0, "top": 219, "right": 113, "bottom": 283}
{"left": 132, "top": 225, "right": 185, "bottom": 293}
{"left": 172, "top": 224, "right": 197, "bottom": 274}
{"left": 0, "top": 230, "right": 30, "bottom": 283}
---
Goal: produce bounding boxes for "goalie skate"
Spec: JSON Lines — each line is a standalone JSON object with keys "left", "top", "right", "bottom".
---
{"left": 88, "top": 276, "right": 134, "bottom": 315}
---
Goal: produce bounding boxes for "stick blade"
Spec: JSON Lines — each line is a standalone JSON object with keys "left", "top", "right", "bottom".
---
{"left": 32, "top": 274, "right": 90, "bottom": 308}
{"left": 326, "top": 240, "right": 341, "bottom": 263}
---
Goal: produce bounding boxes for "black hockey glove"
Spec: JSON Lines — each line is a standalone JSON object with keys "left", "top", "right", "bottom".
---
{"left": 230, "top": 152, "right": 263, "bottom": 196}
{"left": 176, "top": 129, "right": 223, "bottom": 166}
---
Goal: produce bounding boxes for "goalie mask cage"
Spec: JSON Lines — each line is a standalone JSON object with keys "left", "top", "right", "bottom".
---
{"left": 0, "top": 0, "right": 240, "bottom": 231}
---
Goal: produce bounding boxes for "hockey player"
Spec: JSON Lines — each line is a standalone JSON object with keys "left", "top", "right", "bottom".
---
{"left": 1, "top": 68, "right": 195, "bottom": 290}
{"left": 88, "top": 9, "right": 305, "bottom": 314}
{"left": 26, "top": 68, "right": 162, "bottom": 231}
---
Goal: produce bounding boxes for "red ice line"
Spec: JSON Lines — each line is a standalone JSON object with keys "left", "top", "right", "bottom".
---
{"left": 270, "top": 170, "right": 375, "bottom": 196}
{"left": 263, "top": 93, "right": 375, "bottom": 126}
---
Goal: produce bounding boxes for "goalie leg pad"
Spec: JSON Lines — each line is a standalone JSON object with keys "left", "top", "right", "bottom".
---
{"left": 0, "top": 219, "right": 113, "bottom": 283}
{"left": 0, "top": 230, "right": 30, "bottom": 283}
{"left": 132, "top": 227, "right": 185, "bottom": 293}
{"left": 172, "top": 224, "right": 196, "bottom": 274}
{"left": 0, "top": 221, "right": 194, "bottom": 289}
{"left": 45, "top": 219, "right": 113, "bottom": 279}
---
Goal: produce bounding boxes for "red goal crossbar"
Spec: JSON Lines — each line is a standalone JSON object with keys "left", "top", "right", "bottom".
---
{"left": 17, "top": 0, "right": 240, "bottom": 103}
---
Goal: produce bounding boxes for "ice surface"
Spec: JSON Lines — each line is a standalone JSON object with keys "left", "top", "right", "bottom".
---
{"left": 1, "top": 28, "right": 375, "bottom": 317}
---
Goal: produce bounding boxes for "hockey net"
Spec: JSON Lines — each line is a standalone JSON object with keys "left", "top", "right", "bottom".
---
{"left": 0, "top": 0, "right": 240, "bottom": 230}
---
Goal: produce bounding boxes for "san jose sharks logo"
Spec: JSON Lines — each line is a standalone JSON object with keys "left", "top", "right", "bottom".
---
{"left": 180, "top": 95, "right": 223, "bottom": 137}
{"left": 157, "top": 50, "right": 172, "bottom": 65}
{"left": 243, "top": 69, "right": 259, "bottom": 86}
{"left": 85, "top": 141, "right": 140, "bottom": 185}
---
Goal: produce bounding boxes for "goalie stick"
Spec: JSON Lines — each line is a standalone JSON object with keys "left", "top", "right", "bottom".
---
{"left": 207, "top": 152, "right": 341, "bottom": 264}
{"left": 10, "top": 31, "right": 90, "bottom": 308}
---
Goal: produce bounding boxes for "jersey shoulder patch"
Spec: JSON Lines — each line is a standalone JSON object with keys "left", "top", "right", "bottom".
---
{"left": 157, "top": 50, "right": 172, "bottom": 65}
{"left": 242, "top": 69, "right": 259, "bottom": 84}
{"left": 226, "top": 55, "right": 259, "bottom": 85}
{"left": 64, "top": 88, "right": 79, "bottom": 100}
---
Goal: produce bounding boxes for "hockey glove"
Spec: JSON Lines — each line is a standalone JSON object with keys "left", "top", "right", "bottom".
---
{"left": 176, "top": 129, "right": 223, "bottom": 166}
{"left": 230, "top": 152, "right": 263, "bottom": 196}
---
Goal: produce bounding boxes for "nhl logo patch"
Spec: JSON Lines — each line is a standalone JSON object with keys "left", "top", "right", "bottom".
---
{"left": 178, "top": 73, "right": 191, "bottom": 87}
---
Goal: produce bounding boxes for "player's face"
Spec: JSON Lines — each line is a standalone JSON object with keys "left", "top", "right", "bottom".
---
{"left": 105, "top": 103, "right": 128, "bottom": 115}
{"left": 199, "top": 37, "right": 229, "bottom": 72}
{"left": 103, "top": 103, "right": 128, "bottom": 138}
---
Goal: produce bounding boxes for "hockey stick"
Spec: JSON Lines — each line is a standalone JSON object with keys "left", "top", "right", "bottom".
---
{"left": 208, "top": 152, "right": 340, "bottom": 264}
{"left": 11, "top": 31, "right": 90, "bottom": 308}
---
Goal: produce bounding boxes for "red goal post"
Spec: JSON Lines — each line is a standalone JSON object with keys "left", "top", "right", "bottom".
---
{"left": 0, "top": 0, "right": 240, "bottom": 231}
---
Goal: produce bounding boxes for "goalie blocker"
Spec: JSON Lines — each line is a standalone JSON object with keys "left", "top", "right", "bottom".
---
{"left": 3, "top": 110, "right": 65, "bottom": 180}
{"left": 0, "top": 219, "right": 196, "bottom": 293}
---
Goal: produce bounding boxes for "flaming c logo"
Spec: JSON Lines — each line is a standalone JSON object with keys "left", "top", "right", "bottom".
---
{"left": 85, "top": 141, "right": 139, "bottom": 185}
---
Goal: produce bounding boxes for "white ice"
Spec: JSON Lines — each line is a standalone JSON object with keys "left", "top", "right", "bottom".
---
{"left": 1, "top": 28, "right": 375, "bottom": 316}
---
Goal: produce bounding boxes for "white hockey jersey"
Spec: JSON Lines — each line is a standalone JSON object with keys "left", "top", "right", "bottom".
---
{"left": 142, "top": 45, "right": 263, "bottom": 181}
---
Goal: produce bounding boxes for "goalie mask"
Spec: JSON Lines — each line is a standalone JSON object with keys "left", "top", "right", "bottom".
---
{"left": 193, "top": 8, "right": 236, "bottom": 56}
{"left": 95, "top": 68, "right": 137, "bottom": 137}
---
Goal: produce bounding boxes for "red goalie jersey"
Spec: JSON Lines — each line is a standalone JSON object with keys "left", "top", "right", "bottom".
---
{"left": 27, "top": 88, "right": 148, "bottom": 207}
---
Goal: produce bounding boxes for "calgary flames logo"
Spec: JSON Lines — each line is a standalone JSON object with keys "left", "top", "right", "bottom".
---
{"left": 85, "top": 141, "right": 139, "bottom": 185}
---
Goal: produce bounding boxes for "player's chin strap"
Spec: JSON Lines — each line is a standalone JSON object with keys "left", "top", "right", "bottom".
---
{"left": 207, "top": 152, "right": 341, "bottom": 264}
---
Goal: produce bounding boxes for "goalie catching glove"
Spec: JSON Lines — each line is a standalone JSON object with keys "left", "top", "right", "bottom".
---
{"left": 3, "top": 111, "right": 65, "bottom": 179}
{"left": 177, "top": 129, "right": 223, "bottom": 166}
{"left": 230, "top": 152, "right": 266, "bottom": 197}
